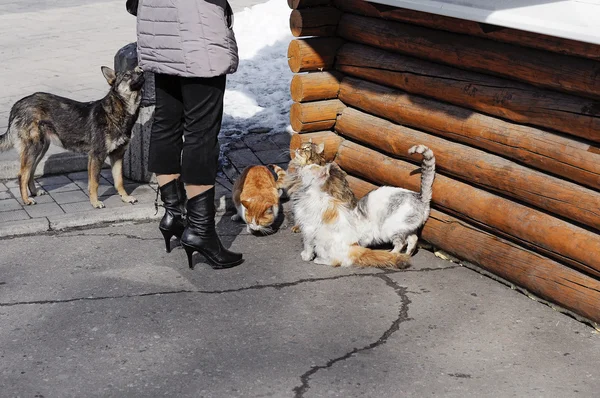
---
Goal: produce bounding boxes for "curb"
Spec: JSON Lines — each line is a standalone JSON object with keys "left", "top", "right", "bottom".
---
{"left": 0, "top": 218, "right": 51, "bottom": 238}
{"left": 0, "top": 204, "right": 163, "bottom": 239}
{"left": 48, "top": 204, "right": 163, "bottom": 232}
{"left": 0, "top": 186, "right": 234, "bottom": 239}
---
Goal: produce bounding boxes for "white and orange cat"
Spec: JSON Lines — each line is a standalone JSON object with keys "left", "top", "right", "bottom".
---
{"left": 294, "top": 161, "right": 410, "bottom": 268}
{"left": 293, "top": 144, "right": 435, "bottom": 268}
{"left": 232, "top": 164, "right": 287, "bottom": 234}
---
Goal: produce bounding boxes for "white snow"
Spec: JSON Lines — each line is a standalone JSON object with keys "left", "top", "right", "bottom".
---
{"left": 222, "top": 0, "right": 294, "bottom": 136}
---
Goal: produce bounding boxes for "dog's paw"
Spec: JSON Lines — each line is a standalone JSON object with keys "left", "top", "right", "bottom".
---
{"left": 33, "top": 189, "right": 47, "bottom": 197}
{"left": 121, "top": 195, "right": 137, "bottom": 204}
{"left": 231, "top": 214, "right": 241, "bottom": 222}
{"left": 23, "top": 198, "right": 36, "bottom": 205}
{"left": 291, "top": 225, "right": 301, "bottom": 233}
{"left": 91, "top": 200, "right": 105, "bottom": 209}
{"left": 301, "top": 249, "right": 315, "bottom": 262}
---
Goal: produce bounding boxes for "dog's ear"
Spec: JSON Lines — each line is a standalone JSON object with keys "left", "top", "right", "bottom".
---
{"left": 101, "top": 66, "right": 116, "bottom": 86}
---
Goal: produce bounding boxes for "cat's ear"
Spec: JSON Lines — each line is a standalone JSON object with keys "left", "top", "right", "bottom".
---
{"left": 316, "top": 142, "right": 325, "bottom": 154}
{"left": 241, "top": 198, "right": 253, "bottom": 208}
{"left": 308, "top": 138, "right": 313, "bottom": 143}
{"left": 320, "top": 163, "right": 332, "bottom": 178}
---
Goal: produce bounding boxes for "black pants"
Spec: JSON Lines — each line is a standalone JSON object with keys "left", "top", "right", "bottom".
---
{"left": 148, "top": 73, "right": 226, "bottom": 185}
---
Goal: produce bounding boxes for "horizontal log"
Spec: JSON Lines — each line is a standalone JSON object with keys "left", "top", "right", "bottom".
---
{"left": 290, "top": 120, "right": 335, "bottom": 133}
{"left": 345, "top": 173, "right": 600, "bottom": 325}
{"left": 288, "top": 0, "right": 330, "bottom": 9}
{"left": 333, "top": 0, "right": 600, "bottom": 61}
{"left": 291, "top": 71, "right": 342, "bottom": 102}
{"left": 290, "top": 99, "right": 345, "bottom": 133}
{"left": 337, "top": 13, "right": 600, "bottom": 100}
{"left": 346, "top": 175, "right": 376, "bottom": 199}
{"left": 338, "top": 76, "right": 600, "bottom": 192}
{"left": 289, "top": 130, "right": 342, "bottom": 162}
{"left": 290, "top": 7, "right": 341, "bottom": 37}
{"left": 425, "top": 210, "right": 600, "bottom": 325}
{"left": 288, "top": 37, "right": 344, "bottom": 73}
{"left": 336, "top": 43, "right": 600, "bottom": 142}
{"left": 334, "top": 135, "right": 600, "bottom": 276}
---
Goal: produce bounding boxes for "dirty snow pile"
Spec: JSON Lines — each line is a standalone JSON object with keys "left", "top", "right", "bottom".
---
{"left": 222, "top": 0, "right": 294, "bottom": 136}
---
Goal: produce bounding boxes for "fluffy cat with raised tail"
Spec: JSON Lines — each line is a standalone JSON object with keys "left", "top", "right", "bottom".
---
{"left": 232, "top": 164, "right": 287, "bottom": 234}
{"left": 356, "top": 145, "right": 435, "bottom": 256}
{"left": 294, "top": 162, "right": 410, "bottom": 269}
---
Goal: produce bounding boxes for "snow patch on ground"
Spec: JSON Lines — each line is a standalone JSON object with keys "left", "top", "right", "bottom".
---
{"left": 222, "top": 0, "right": 294, "bottom": 136}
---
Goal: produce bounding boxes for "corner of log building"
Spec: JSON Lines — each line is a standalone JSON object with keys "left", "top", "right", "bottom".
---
{"left": 286, "top": 0, "right": 600, "bottom": 325}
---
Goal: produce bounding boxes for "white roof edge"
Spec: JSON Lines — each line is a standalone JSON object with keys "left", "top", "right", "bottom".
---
{"left": 368, "top": 0, "right": 600, "bottom": 46}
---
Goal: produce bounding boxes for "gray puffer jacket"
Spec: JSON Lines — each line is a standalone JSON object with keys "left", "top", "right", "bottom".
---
{"left": 136, "top": 0, "right": 239, "bottom": 78}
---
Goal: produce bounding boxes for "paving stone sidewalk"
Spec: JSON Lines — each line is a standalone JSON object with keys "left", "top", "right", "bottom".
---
{"left": 0, "top": 131, "right": 291, "bottom": 237}
{"left": 0, "top": 0, "right": 282, "bottom": 237}
{"left": 0, "top": 170, "right": 161, "bottom": 237}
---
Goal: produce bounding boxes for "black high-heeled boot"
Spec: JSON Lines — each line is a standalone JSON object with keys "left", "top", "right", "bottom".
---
{"left": 158, "top": 178, "right": 186, "bottom": 253}
{"left": 180, "top": 187, "right": 244, "bottom": 269}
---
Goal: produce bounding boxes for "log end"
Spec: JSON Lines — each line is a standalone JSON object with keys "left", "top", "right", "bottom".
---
{"left": 287, "top": 40, "right": 302, "bottom": 73}
{"left": 289, "top": 102, "right": 303, "bottom": 126}
{"left": 290, "top": 10, "right": 303, "bottom": 37}
{"left": 291, "top": 71, "right": 343, "bottom": 102}
{"left": 290, "top": 132, "right": 302, "bottom": 159}
{"left": 290, "top": 74, "right": 305, "bottom": 102}
{"left": 288, "top": 37, "right": 345, "bottom": 73}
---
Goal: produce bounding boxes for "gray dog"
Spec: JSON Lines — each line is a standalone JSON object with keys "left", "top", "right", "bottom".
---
{"left": 0, "top": 66, "right": 144, "bottom": 208}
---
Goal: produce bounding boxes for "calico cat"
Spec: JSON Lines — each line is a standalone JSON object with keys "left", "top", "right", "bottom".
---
{"left": 355, "top": 145, "right": 435, "bottom": 256}
{"left": 232, "top": 164, "right": 287, "bottom": 234}
{"left": 284, "top": 140, "right": 326, "bottom": 232}
{"left": 294, "top": 162, "right": 409, "bottom": 268}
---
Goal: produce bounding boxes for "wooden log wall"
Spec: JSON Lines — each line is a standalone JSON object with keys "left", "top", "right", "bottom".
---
{"left": 287, "top": 0, "right": 600, "bottom": 325}
{"left": 346, "top": 176, "right": 600, "bottom": 324}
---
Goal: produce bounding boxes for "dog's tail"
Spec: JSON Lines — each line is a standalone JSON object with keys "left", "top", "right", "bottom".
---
{"left": 348, "top": 244, "right": 410, "bottom": 269}
{"left": 0, "top": 107, "right": 17, "bottom": 152}
{"left": 0, "top": 125, "right": 14, "bottom": 152}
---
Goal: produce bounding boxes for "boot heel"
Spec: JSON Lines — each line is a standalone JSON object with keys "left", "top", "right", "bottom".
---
{"left": 157, "top": 178, "right": 187, "bottom": 255}
{"left": 160, "top": 229, "right": 174, "bottom": 253}
{"left": 182, "top": 244, "right": 196, "bottom": 269}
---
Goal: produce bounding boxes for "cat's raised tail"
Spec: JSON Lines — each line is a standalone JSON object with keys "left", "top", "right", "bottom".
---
{"left": 270, "top": 164, "right": 288, "bottom": 191}
{"left": 348, "top": 244, "right": 410, "bottom": 269}
{"left": 408, "top": 145, "right": 435, "bottom": 205}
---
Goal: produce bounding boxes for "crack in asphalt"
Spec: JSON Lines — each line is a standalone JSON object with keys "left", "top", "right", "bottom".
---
{"left": 292, "top": 273, "right": 412, "bottom": 398}
{"left": 0, "top": 267, "right": 454, "bottom": 307}
{"left": 0, "top": 274, "right": 373, "bottom": 307}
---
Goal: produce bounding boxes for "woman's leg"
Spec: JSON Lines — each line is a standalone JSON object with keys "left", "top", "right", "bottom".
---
{"left": 148, "top": 73, "right": 184, "bottom": 186}
{"left": 179, "top": 75, "right": 226, "bottom": 196}
{"left": 148, "top": 73, "right": 187, "bottom": 252}
{"left": 178, "top": 75, "right": 243, "bottom": 269}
